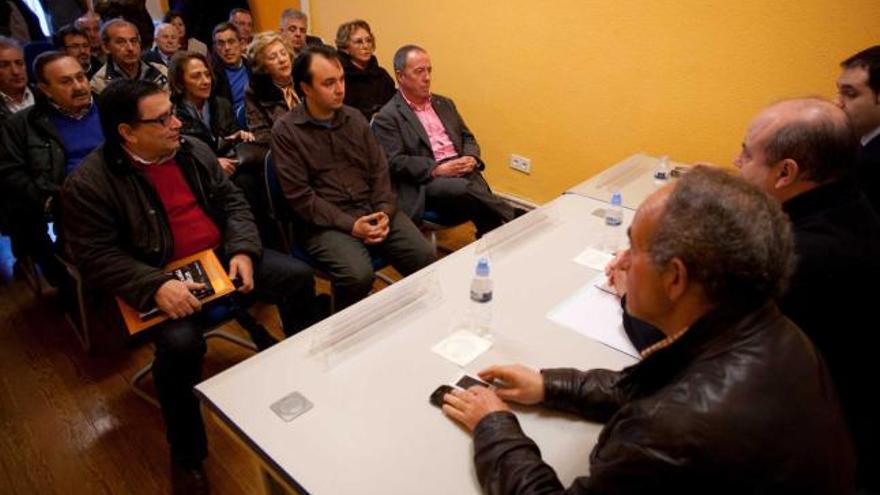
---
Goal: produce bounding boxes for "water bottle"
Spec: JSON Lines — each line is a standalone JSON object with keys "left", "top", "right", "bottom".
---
{"left": 605, "top": 192, "right": 623, "bottom": 226}
{"left": 469, "top": 257, "right": 493, "bottom": 338}
{"left": 654, "top": 155, "right": 670, "bottom": 181}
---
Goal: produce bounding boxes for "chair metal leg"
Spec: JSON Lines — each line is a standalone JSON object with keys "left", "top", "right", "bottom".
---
{"left": 57, "top": 255, "right": 90, "bottom": 352}
{"left": 130, "top": 327, "right": 259, "bottom": 407}
{"left": 130, "top": 361, "right": 160, "bottom": 408}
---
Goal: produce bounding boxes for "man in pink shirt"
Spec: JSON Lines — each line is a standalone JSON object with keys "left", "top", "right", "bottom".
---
{"left": 372, "top": 45, "right": 515, "bottom": 237}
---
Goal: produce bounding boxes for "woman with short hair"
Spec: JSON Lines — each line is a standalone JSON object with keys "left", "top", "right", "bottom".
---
{"left": 335, "top": 19, "right": 395, "bottom": 120}
{"left": 245, "top": 31, "right": 298, "bottom": 145}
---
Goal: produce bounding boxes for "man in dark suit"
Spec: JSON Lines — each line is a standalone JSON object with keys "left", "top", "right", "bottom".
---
{"left": 142, "top": 23, "right": 179, "bottom": 67}
{"left": 837, "top": 45, "right": 880, "bottom": 212}
{"left": 372, "top": 45, "right": 514, "bottom": 236}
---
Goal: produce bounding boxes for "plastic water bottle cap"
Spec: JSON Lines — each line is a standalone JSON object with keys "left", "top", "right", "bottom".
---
{"left": 611, "top": 192, "right": 622, "bottom": 206}
{"left": 475, "top": 257, "right": 490, "bottom": 276}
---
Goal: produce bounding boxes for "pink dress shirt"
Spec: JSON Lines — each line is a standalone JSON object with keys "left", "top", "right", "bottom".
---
{"left": 401, "top": 92, "right": 458, "bottom": 162}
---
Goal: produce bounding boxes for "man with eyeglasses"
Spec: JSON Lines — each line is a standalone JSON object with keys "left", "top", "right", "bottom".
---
{"left": 90, "top": 18, "right": 168, "bottom": 94}
{"left": 372, "top": 45, "right": 515, "bottom": 238}
{"left": 60, "top": 79, "right": 319, "bottom": 494}
{"left": 53, "top": 24, "right": 101, "bottom": 78}
{"left": 0, "top": 51, "right": 102, "bottom": 291}
{"left": 211, "top": 22, "right": 250, "bottom": 123}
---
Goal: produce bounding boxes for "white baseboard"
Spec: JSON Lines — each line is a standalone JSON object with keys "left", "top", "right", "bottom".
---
{"left": 496, "top": 192, "right": 539, "bottom": 211}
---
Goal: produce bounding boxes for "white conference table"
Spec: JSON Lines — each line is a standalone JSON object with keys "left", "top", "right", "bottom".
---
{"left": 196, "top": 194, "right": 637, "bottom": 494}
{"left": 566, "top": 153, "right": 689, "bottom": 210}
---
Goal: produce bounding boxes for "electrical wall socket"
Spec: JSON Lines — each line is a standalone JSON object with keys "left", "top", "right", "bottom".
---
{"left": 510, "top": 154, "right": 531, "bottom": 174}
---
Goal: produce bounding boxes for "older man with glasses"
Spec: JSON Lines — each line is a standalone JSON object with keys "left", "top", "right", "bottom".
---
{"left": 60, "top": 79, "right": 319, "bottom": 494}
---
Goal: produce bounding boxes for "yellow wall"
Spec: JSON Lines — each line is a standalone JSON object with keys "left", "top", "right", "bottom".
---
{"left": 251, "top": 0, "right": 300, "bottom": 33}
{"left": 307, "top": 0, "right": 877, "bottom": 204}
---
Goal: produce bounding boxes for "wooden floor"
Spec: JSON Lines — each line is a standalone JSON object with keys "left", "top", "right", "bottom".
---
{"left": 0, "top": 225, "right": 475, "bottom": 494}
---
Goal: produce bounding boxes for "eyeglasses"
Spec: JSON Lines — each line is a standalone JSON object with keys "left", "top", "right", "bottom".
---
{"left": 350, "top": 36, "right": 374, "bottom": 47}
{"left": 134, "top": 106, "right": 177, "bottom": 127}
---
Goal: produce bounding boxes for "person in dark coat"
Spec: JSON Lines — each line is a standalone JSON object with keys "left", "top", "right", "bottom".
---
{"left": 244, "top": 31, "right": 298, "bottom": 146}
{"left": 334, "top": 19, "right": 395, "bottom": 121}
{"left": 60, "top": 79, "right": 317, "bottom": 493}
{"left": 836, "top": 46, "right": 880, "bottom": 212}
{"left": 443, "top": 166, "right": 856, "bottom": 495}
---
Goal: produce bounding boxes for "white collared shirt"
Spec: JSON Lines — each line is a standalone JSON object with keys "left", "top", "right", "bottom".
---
{"left": 1, "top": 86, "right": 35, "bottom": 114}
{"left": 862, "top": 125, "right": 880, "bottom": 147}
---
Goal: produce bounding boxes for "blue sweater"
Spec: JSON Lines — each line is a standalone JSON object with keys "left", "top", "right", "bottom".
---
{"left": 50, "top": 102, "right": 104, "bottom": 175}
{"left": 225, "top": 64, "right": 249, "bottom": 117}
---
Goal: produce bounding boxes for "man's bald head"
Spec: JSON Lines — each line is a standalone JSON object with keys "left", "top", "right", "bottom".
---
{"left": 743, "top": 98, "right": 858, "bottom": 185}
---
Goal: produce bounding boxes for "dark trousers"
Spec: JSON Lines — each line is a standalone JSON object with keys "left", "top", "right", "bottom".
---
{"left": 6, "top": 210, "right": 66, "bottom": 287}
{"left": 152, "top": 248, "right": 315, "bottom": 468}
{"left": 296, "top": 211, "right": 435, "bottom": 311}
{"left": 425, "top": 173, "right": 514, "bottom": 236}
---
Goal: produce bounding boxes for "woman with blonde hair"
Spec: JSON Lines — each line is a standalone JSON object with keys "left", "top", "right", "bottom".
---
{"left": 245, "top": 31, "right": 299, "bottom": 145}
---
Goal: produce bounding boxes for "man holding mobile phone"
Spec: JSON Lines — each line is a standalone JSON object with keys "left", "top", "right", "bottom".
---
{"left": 272, "top": 45, "right": 435, "bottom": 310}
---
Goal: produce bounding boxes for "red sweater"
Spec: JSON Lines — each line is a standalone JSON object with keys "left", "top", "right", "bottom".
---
{"left": 137, "top": 158, "right": 221, "bottom": 261}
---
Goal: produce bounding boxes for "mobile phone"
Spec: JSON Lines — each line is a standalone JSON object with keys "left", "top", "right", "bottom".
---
{"left": 429, "top": 384, "right": 454, "bottom": 407}
{"left": 429, "top": 374, "right": 492, "bottom": 408}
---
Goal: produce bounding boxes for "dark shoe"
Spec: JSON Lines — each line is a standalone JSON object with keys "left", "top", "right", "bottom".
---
{"left": 171, "top": 460, "right": 210, "bottom": 495}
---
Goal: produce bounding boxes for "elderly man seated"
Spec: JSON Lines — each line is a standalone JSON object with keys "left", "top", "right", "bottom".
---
{"left": 442, "top": 166, "right": 856, "bottom": 494}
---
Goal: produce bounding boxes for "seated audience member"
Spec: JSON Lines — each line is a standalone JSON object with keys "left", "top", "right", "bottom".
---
{"left": 0, "top": 35, "right": 32, "bottom": 120}
{"left": 607, "top": 98, "right": 880, "bottom": 493}
{"left": 211, "top": 22, "right": 249, "bottom": 124}
{"left": 90, "top": 18, "right": 168, "bottom": 94}
{"left": 837, "top": 46, "right": 880, "bottom": 211}
{"left": 74, "top": 10, "right": 104, "bottom": 64}
{"left": 372, "top": 45, "right": 514, "bottom": 236}
{"left": 279, "top": 8, "right": 322, "bottom": 57}
{"left": 53, "top": 24, "right": 101, "bottom": 78}
{"left": 168, "top": 51, "right": 253, "bottom": 171}
{"left": 228, "top": 8, "right": 253, "bottom": 48}
{"left": 0, "top": 52, "right": 102, "bottom": 286}
{"left": 93, "top": 0, "right": 154, "bottom": 48}
{"left": 335, "top": 19, "right": 395, "bottom": 120}
{"left": 272, "top": 45, "right": 435, "bottom": 310}
{"left": 444, "top": 166, "right": 856, "bottom": 494}
{"left": 60, "top": 79, "right": 318, "bottom": 493}
{"left": 245, "top": 31, "right": 298, "bottom": 145}
{"left": 143, "top": 23, "right": 179, "bottom": 67}
{"left": 163, "top": 10, "right": 207, "bottom": 56}
{"left": 169, "top": 50, "right": 271, "bottom": 245}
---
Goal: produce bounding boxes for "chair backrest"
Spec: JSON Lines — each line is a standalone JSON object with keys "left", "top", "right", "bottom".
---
{"left": 263, "top": 150, "right": 294, "bottom": 251}
{"left": 24, "top": 40, "right": 54, "bottom": 84}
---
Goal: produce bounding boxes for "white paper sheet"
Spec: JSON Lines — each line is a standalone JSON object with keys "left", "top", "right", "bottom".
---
{"left": 573, "top": 247, "right": 614, "bottom": 271}
{"left": 547, "top": 276, "right": 640, "bottom": 358}
{"left": 431, "top": 330, "right": 493, "bottom": 367}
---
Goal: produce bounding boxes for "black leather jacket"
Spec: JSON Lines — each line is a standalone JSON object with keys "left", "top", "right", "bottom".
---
{"left": 473, "top": 303, "right": 855, "bottom": 495}
{"left": 60, "top": 137, "right": 261, "bottom": 310}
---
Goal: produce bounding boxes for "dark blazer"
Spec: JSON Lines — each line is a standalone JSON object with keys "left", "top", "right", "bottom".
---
{"left": 142, "top": 47, "right": 170, "bottom": 67}
{"left": 858, "top": 135, "right": 880, "bottom": 212}
{"left": 371, "top": 92, "right": 486, "bottom": 219}
{"left": 779, "top": 181, "right": 880, "bottom": 490}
